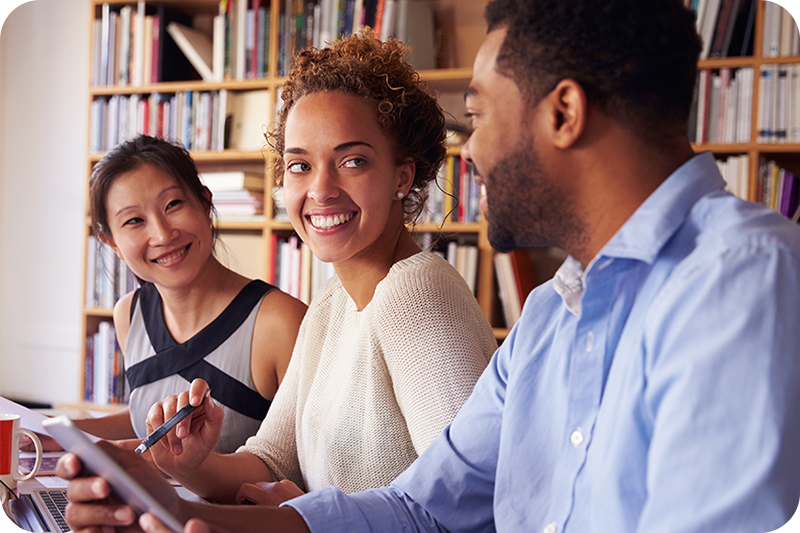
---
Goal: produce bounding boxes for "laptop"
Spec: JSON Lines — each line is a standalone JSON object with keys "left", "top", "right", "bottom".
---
{"left": 6, "top": 478, "right": 71, "bottom": 532}
{"left": 19, "top": 452, "right": 66, "bottom": 477}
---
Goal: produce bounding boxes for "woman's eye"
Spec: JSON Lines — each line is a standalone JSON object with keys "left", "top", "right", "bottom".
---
{"left": 166, "top": 199, "right": 182, "bottom": 210}
{"left": 122, "top": 217, "right": 142, "bottom": 226}
{"left": 342, "top": 157, "right": 366, "bottom": 169}
{"left": 287, "top": 162, "right": 310, "bottom": 173}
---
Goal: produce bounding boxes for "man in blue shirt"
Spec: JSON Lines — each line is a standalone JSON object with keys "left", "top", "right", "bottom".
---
{"left": 59, "top": 0, "right": 800, "bottom": 532}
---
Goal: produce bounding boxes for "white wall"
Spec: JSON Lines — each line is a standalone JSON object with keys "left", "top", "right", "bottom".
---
{"left": 0, "top": 0, "right": 88, "bottom": 405}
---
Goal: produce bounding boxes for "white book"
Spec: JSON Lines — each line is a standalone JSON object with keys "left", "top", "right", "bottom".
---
{"left": 132, "top": 0, "right": 145, "bottom": 86}
{"left": 86, "top": 236, "right": 98, "bottom": 307}
{"left": 699, "top": 0, "right": 721, "bottom": 59}
{"left": 381, "top": 0, "right": 397, "bottom": 40}
{"left": 313, "top": 3, "right": 322, "bottom": 48}
{"left": 695, "top": 0, "right": 710, "bottom": 33}
{"left": 738, "top": 155, "right": 750, "bottom": 201}
{"left": 395, "top": 0, "right": 408, "bottom": 42}
{"left": 300, "top": 243, "right": 312, "bottom": 305}
{"left": 213, "top": 15, "right": 225, "bottom": 82}
{"left": 119, "top": 6, "right": 132, "bottom": 85}
{"left": 696, "top": 69, "right": 708, "bottom": 143}
{"left": 228, "top": 89, "right": 271, "bottom": 150}
{"left": 236, "top": 0, "right": 247, "bottom": 79}
{"left": 200, "top": 170, "right": 265, "bottom": 192}
{"left": 167, "top": 22, "right": 215, "bottom": 82}
{"left": 493, "top": 253, "right": 521, "bottom": 328}
{"left": 446, "top": 241, "right": 458, "bottom": 268}
{"left": 464, "top": 246, "right": 478, "bottom": 295}
{"left": 353, "top": 0, "right": 365, "bottom": 34}
{"left": 778, "top": 65, "right": 788, "bottom": 142}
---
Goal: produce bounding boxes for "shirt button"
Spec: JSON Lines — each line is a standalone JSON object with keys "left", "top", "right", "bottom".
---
{"left": 544, "top": 522, "right": 558, "bottom": 533}
{"left": 586, "top": 331, "right": 594, "bottom": 352}
{"left": 570, "top": 428, "right": 584, "bottom": 447}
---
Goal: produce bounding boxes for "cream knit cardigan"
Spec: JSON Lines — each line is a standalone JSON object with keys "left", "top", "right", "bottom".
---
{"left": 240, "top": 251, "right": 497, "bottom": 493}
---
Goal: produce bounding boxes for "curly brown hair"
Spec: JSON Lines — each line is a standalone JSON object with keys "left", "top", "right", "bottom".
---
{"left": 269, "top": 29, "right": 446, "bottom": 224}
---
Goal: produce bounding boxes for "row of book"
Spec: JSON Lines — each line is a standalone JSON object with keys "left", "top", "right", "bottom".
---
{"left": 762, "top": 1, "right": 800, "bottom": 58}
{"left": 84, "top": 321, "right": 129, "bottom": 405}
{"left": 716, "top": 154, "right": 750, "bottom": 200}
{"left": 757, "top": 64, "right": 800, "bottom": 143}
{"left": 690, "top": 67, "right": 754, "bottom": 144}
{"left": 90, "top": 88, "right": 270, "bottom": 153}
{"left": 422, "top": 155, "right": 481, "bottom": 225}
{"left": 687, "top": 0, "right": 756, "bottom": 59}
{"left": 86, "top": 236, "right": 139, "bottom": 310}
{"left": 757, "top": 158, "right": 800, "bottom": 219}
{"left": 270, "top": 235, "right": 336, "bottom": 305}
{"left": 92, "top": 2, "right": 203, "bottom": 86}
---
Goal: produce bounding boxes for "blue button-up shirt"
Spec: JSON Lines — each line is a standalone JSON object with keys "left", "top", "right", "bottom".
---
{"left": 287, "top": 152, "right": 800, "bottom": 532}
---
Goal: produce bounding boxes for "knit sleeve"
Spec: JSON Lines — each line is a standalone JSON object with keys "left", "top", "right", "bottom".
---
{"left": 375, "top": 257, "right": 497, "bottom": 455}
{"left": 237, "top": 317, "right": 307, "bottom": 490}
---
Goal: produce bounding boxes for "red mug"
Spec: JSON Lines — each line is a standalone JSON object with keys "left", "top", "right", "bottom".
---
{"left": 0, "top": 413, "right": 41, "bottom": 501}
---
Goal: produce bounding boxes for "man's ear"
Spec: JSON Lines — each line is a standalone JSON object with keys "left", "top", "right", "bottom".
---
{"left": 544, "top": 79, "right": 587, "bottom": 149}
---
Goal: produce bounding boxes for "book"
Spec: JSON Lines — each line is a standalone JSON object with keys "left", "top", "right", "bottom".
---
{"left": 167, "top": 22, "right": 215, "bottom": 82}
{"left": 200, "top": 171, "right": 265, "bottom": 192}
{"left": 494, "top": 252, "right": 521, "bottom": 328}
{"left": 152, "top": 5, "right": 195, "bottom": 82}
{"left": 227, "top": 89, "right": 271, "bottom": 150}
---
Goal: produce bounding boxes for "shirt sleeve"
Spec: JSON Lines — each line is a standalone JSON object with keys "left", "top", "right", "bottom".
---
{"left": 375, "top": 260, "right": 497, "bottom": 454}
{"left": 637, "top": 243, "right": 800, "bottom": 532}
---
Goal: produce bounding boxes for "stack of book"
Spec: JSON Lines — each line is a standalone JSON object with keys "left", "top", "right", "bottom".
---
{"left": 757, "top": 64, "right": 800, "bottom": 143}
{"left": 690, "top": 67, "right": 754, "bottom": 144}
{"left": 423, "top": 155, "right": 481, "bottom": 225}
{"left": 84, "top": 321, "right": 129, "bottom": 405}
{"left": 757, "top": 159, "right": 800, "bottom": 219}
{"left": 269, "top": 235, "right": 336, "bottom": 305}
{"left": 201, "top": 171, "right": 265, "bottom": 219}
{"left": 715, "top": 154, "right": 750, "bottom": 200}
{"left": 761, "top": 2, "right": 800, "bottom": 58}
{"left": 85, "top": 236, "right": 139, "bottom": 310}
{"left": 687, "top": 0, "right": 757, "bottom": 59}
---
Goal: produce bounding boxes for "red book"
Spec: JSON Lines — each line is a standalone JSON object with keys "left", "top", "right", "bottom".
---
{"left": 151, "top": 14, "right": 160, "bottom": 83}
{"left": 510, "top": 249, "right": 537, "bottom": 305}
{"left": 267, "top": 233, "right": 280, "bottom": 284}
{"left": 251, "top": 0, "right": 261, "bottom": 78}
{"left": 374, "top": 0, "right": 386, "bottom": 36}
{"left": 458, "top": 155, "right": 469, "bottom": 222}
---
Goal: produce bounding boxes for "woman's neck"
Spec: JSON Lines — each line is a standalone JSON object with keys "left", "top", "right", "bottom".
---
{"left": 156, "top": 258, "right": 249, "bottom": 343}
{"left": 335, "top": 226, "right": 421, "bottom": 311}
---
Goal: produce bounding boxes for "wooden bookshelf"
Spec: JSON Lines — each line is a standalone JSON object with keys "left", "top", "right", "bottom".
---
{"left": 693, "top": 0, "right": 800, "bottom": 210}
{"left": 79, "top": 0, "right": 498, "bottom": 409}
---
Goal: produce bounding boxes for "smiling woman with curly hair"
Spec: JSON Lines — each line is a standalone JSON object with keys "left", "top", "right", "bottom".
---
{"left": 137, "top": 29, "right": 496, "bottom": 507}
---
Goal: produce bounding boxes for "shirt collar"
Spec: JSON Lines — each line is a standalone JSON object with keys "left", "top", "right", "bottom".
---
{"left": 551, "top": 152, "right": 725, "bottom": 316}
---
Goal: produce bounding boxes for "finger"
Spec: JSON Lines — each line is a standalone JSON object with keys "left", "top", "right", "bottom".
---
{"left": 55, "top": 452, "right": 84, "bottom": 480}
{"left": 65, "top": 477, "right": 111, "bottom": 503}
{"left": 185, "top": 518, "right": 212, "bottom": 533}
{"left": 235, "top": 483, "right": 259, "bottom": 505}
{"left": 65, "top": 502, "right": 136, "bottom": 530}
{"left": 157, "top": 396, "right": 183, "bottom": 454}
{"left": 139, "top": 512, "right": 172, "bottom": 533}
{"left": 175, "top": 390, "right": 192, "bottom": 440}
{"left": 189, "top": 379, "right": 210, "bottom": 406}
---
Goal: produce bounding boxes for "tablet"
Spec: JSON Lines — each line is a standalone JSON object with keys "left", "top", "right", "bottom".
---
{"left": 41, "top": 415, "right": 185, "bottom": 533}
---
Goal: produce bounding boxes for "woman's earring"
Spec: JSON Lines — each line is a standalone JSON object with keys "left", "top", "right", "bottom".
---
{"left": 397, "top": 191, "right": 404, "bottom": 199}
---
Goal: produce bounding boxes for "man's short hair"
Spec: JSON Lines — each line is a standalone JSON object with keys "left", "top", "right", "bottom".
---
{"left": 485, "top": 0, "right": 702, "bottom": 142}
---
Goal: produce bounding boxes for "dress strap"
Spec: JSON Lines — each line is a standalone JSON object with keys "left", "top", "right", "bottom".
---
{"left": 125, "top": 280, "right": 275, "bottom": 421}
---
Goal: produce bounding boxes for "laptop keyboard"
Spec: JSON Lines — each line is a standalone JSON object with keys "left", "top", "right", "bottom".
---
{"left": 38, "top": 489, "right": 70, "bottom": 532}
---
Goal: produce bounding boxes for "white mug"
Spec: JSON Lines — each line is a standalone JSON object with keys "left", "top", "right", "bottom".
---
{"left": 0, "top": 413, "right": 42, "bottom": 501}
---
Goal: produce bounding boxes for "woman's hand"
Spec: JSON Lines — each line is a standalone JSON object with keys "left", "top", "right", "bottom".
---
{"left": 55, "top": 441, "right": 185, "bottom": 532}
{"left": 146, "top": 379, "right": 224, "bottom": 478}
{"left": 140, "top": 514, "right": 218, "bottom": 533}
{"left": 235, "top": 480, "right": 305, "bottom": 507}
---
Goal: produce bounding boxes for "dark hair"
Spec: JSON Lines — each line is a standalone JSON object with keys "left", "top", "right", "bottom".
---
{"left": 89, "top": 135, "right": 218, "bottom": 245}
{"left": 269, "top": 29, "right": 447, "bottom": 224}
{"left": 485, "top": 0, "right": 701, "bottom": 142}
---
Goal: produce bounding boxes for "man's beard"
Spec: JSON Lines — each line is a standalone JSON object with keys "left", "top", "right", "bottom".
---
{"left": 484, "top": 135, "right": 580, "bottom": 253}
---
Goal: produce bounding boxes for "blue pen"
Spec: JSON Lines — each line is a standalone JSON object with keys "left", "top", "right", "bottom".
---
{"left": 134, "top": 389, "right": 211, "bottom": 454}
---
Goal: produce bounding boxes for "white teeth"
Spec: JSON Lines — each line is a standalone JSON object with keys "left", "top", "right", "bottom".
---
{"left": 309, "top": 213, "right": 353, "bottom": 229}
{"left": 154, "top": 247, "right": 187, "bottom": 264}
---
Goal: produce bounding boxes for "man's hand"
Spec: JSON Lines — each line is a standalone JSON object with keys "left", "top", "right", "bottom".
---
{"left": 55, "top": 441, "right": 186, "bottom": 532}
{"left": 235, "top": 480, "right": 305, "bottom": 507}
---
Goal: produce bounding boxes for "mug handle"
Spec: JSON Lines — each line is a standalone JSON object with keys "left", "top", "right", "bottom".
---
{"left": 16, "top": 429, "right": 42, "bottom": 481}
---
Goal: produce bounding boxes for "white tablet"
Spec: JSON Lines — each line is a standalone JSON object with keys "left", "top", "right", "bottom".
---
{"left": 41, "top": 415, "right": 185, "bottom": 533}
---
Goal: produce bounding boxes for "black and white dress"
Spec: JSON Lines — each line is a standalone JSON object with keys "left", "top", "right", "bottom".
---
{"left": 124, "top": 280, "right": 274, "bottom": 453}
